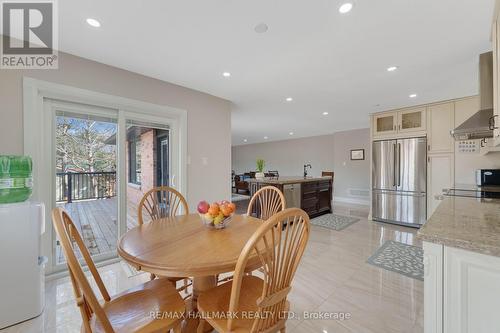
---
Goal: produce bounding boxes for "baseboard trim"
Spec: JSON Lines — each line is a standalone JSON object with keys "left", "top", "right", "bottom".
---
{"left": 334, "top": 196, "right": 370, "bottom": 206}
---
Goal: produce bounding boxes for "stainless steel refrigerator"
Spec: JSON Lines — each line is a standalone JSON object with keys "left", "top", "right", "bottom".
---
{"left": 372, "top": 137, "right": 427, "bottom": 227}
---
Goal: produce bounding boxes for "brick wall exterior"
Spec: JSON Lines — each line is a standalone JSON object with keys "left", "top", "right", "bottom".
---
{"left": 126, "top": 129, "right": 157, "bottom": 216}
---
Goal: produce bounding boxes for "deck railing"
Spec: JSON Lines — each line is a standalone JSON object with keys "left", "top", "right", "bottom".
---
{"left": 56, "top": 171, "right": 117, "bottom": 203}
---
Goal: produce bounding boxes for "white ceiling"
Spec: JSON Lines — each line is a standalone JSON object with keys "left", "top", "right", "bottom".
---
{"left": 57, "top": 0, "right": 495, "bottom": 146}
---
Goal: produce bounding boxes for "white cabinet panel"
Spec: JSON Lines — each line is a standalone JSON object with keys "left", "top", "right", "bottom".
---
{"left": 423, "top": 242, "right": 443, "bottom": 333}
{"left": 427, "top": 154, "right": 454, "bottom": 218}
{"left": 493, "top": 20, "right": 500, "bottom": 140}
{"left": 445, "top": 247, "right": 500, "bottom": 333}
{"left": 427, "top": 103, "right": 454, "bottom": 153}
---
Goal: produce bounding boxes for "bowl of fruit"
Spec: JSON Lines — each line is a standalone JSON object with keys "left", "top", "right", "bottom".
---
{"left": 197, "top": 200, "right": 236, "bottom": 229}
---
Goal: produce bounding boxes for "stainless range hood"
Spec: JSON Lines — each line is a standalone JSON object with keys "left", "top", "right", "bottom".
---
{"left": 452, "top": 52, "right": 494, "bottom": 140}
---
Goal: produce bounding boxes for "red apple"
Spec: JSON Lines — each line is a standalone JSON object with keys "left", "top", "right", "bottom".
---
{"left": 197, "top": 200, "right": 210, "bottom": 214}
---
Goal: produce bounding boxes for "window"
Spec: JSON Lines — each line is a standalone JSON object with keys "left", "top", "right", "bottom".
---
{"left": 129, "top": 137, "right": 141, "bottom": 185}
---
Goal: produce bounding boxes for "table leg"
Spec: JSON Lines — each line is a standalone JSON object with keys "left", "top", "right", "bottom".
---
{"left": 182, "top": 275, "right": 216, "bottom": 333}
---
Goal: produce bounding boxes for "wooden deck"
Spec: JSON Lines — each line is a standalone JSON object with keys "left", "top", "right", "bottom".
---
{"left": 56, "top": 197, "right": 140, "bottom": 264}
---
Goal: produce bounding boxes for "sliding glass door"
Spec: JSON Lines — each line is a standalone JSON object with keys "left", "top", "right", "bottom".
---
{"left": 47, "top": 103, "right": 174, "bottom": 270}
{"left": 120, "top": 120, "right": 171, "bottom": 229}
{"left": 24, "top": 78, "right": 188, "bottom": 275}
{"left": 49, "top": 100, "right": 119, "bottom": 265}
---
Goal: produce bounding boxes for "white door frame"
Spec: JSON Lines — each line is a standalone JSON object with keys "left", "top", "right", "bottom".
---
{"left": 23, "top": 77, "right": 188, "bottom": 275}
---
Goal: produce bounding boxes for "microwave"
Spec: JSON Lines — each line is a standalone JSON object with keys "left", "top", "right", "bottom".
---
{"left": 476, "top": 169, "right": 500, "bottom": 186}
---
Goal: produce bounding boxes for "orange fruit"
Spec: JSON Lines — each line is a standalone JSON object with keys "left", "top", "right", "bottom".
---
{"left": 208, "top": 203, "right": 220, "bottom": 216}
{"left": 228, "top": 202, "right": 236, "bottom": 213}
{"left": 220, "top": 205, "right": 232, "bottom": 217}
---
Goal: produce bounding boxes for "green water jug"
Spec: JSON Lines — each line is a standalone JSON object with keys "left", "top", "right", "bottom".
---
{"left": 0, "top": 155, "right": 33, "bottom": 203}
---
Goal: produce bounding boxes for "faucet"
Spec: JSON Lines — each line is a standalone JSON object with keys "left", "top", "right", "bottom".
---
{"left": 303, "top": 164, "right": 312, "bottom": 178}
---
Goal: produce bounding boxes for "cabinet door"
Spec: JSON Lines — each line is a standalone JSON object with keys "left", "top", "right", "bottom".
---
{"left": 427, "top": 153, "right": 454, "bottom": 218}
{"left": 428, "top": 103, "right": 454, "bottom": 153}
{"left": 301, "top": 182, "right": 319, "bottom": 216}
{"left": 317, "top": 181, "right": 332, "bottom": 213}
{"left": 494, "top": 21, "right": 500, "bottom": 139}
{"left": 398, "top": 108, "right": 426, "bottom": 133}
{"left": 423, "top": 242, "right": 443, "bottom": 333}
{"left": 444, "top": 247, "right": 500, "bottom": 333}
{"left": 373, "top": 112, "right": 397, "bottom": 136}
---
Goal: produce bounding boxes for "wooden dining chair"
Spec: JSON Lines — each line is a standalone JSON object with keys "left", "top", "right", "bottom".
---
{"left": 52, "top": 207, "right": 185, "bottom": 333}
{"left": 197, "top": 208, "right": 310, "bottom": 333}
{"left": 137, "top": 186, "right": 189, "bottom": 225}
{"left": 137, "top": 186, "right": 191, "bottom": 294}
{"left": 247, "top": 186, "right": 286, "bottom": 220}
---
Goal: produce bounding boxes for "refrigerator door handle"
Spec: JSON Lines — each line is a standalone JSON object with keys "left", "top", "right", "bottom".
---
{"left": 397, "top": 143, "right": 401, "bottom": 187}
{"left": 393, "top": 143, "right": 397, "bottom": 186}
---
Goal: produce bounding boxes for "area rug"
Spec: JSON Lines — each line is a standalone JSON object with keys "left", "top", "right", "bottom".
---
{"left": 120, "top": 261, "right": 146, "bottom": 278}
{"left": 231, "top": 193, "right": 250, "bottom": 202}
{"left": 310, "top": 213, "right": 360, "bottom": 231}
{"left": 367, "top": 240, "right": 424, "bottom": 281}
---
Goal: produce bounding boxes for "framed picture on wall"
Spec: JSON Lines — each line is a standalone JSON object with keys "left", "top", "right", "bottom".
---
{"left": 350, "top": 149, "right": 365, "bottom": 160}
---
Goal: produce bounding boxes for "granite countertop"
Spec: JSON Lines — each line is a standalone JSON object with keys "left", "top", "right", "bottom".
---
{"left": 418, "top": 196, "right": 500, "bottom": 257}
{"left": 246, "top": 176, "right": 332, "bottom": 185}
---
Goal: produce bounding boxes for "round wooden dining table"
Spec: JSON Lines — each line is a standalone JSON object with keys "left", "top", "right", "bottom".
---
{"left": 117, "top": 213, "right": 263, "bottom": 332}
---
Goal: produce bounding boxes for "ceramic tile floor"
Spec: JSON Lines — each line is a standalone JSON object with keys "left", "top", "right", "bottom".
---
{"left": 1, "top": 203, "right": 423, "bottom": 333}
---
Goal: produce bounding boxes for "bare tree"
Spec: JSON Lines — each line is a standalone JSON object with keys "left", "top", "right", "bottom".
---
{"left": 56, "top": 117, "right": 116, "bottom": 200}
{"left": 56, "top": 118, "right": 116, "bottom": 173}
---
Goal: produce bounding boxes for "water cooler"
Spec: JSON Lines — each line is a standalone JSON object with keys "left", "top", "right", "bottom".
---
{"left": 0, "top": 201, "right": 45, "bottom": 329}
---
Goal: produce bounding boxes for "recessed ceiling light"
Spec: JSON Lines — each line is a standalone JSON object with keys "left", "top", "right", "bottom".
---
{"left": 339, "top": 2, "right": 353, "bottom": 14}
{"left": 254, "top": 23, "right": 268, "bottom": 34}
{"left": 243, "top": 139, "right": 247, "bottom": 142}
{"left": 289, "top": 132, "right": 294, "bottom": 135}
{"left": 222, "top": 72, "right": 231, "bottom": 77}
{"left": 286, "top": 97, "right": 293, "bottom": 102}
{"left": 322, "top": 112, "right": 329, "bottom": 115}
{"left": 264, "top": 136, "right": 268, "bottom": 139}
{"left": 387, "top": 66, "right": 398, "bottom": 72}
{"left": 409, "top": 93, "right": 417, "bottom": 98}
{"left": 86, "top": 18, "right": 101, "bottom": 28}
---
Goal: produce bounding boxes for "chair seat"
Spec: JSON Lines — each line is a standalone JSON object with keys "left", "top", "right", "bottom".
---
{"left": 198, "top": 275, "right": 287, "bottom": 332}
{"left": 90, "top": 278, "right": 185, "bottom": 333}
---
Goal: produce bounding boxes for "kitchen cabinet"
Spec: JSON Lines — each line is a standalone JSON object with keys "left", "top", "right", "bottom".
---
{"left": 301, "top": 180, "right": 332, "bottom": 217}
{"left": 427, "top": 103, "right": 454, "bottom": 153}
{"left": 423, "top": 242, "right": 500, "bottom": 333}
{"left": 427, "top": 153, "right": 454, "bottom": 218}
{"left": 423, "top": 242, "right": 443, "bottom": 333}
{"left": 247, "top": 177, "right": 332, "bottom": 218}
{"left": 372, "top": 109, "right": 426, "bottom": 137}
{"left": 444, "top": 246, "right": 500, "bottom": 333}
{"left": 399, "top": 107, "right": 426, "bottom": 133}
{"left": 372, "top": 112, "right": 397, "bottom": 136}
{"left": 493, "top": 18, "right": 500, "bottom": 141}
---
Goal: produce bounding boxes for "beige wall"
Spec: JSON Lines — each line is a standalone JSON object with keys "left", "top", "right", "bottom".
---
{"left": 333, "top": 128, "right": 371, "bottom": 202}
{"left": 232, "top": 128, "right": 371, "bottom": 204}
{"left": 0, "top": 50, "right": 232, "bottom": 209}
{"left": 232, "top": 134, "right": 335, "bottom": 177}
